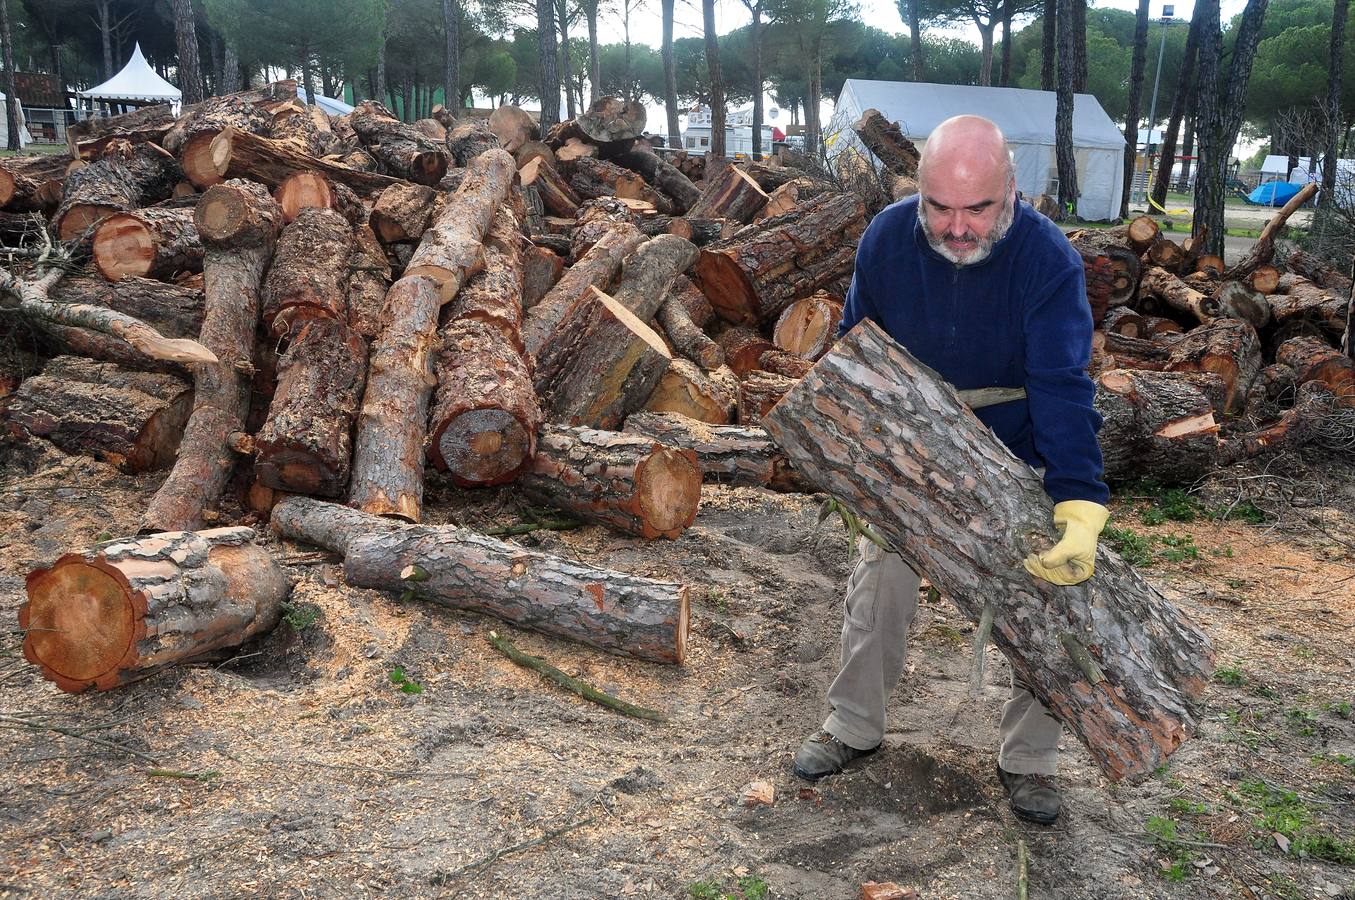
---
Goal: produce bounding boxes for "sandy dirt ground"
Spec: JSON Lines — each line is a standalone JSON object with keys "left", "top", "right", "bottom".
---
{"left": 1, "top": 434, "right": 1352, "bottom": 900}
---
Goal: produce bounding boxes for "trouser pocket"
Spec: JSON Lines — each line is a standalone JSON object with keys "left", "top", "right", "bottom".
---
{"left": 843, "top": 537, "right": 882, "bottom": 631}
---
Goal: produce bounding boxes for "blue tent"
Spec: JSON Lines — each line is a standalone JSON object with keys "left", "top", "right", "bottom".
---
{"left": 1248, "top": 181, "right": 1303, "bottom": 206}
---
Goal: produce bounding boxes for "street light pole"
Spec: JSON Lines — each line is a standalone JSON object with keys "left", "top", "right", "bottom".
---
{"left": 1139, "top": 4, "right": 1174, "bottom": 202}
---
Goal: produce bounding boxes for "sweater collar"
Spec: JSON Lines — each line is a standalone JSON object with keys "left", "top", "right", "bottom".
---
{"left": 912, "top": 195, "right": 1028, "bottom": 271}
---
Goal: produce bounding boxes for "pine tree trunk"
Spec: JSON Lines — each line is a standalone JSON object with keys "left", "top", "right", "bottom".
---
{"left": 1071, "top": 0, "right": 1088, "bottom": 92}
{"left": 0, "top": 0, "right": 18, "bottom": 151}
{"left": 663, "top": 0, "right": 682, "bottom": 149}
{"left": 1055, "top": 0, "right": 1079, "bottom": 215}
{"left": 587, "top": 5, "right": 601, "bottom": 105}
{"left": 1041, "top": 0, "right": 1056, "bottom": 90}
{"left": 1176, "top": 92, "right": 1197, "bottom": 192}
{"left": 703, "top": 0, "right": 726, "bottom": 159}
{"left": 751, "top": 6, "right": 764, "bottom": 157}
{"left": 1322, "top": 0, "right": 1348, "bottom": 206}
{"left": 1001, "top": 0, "right": 1014, "bottom": 86}
{"left": 537, "top": 0, "right": 561, "bottom": 128}
{"left": 979, "top": 23, "right": 995, "bottom": 87}
{"left": 444, "top": 0, "right": 460, "bottom": 113}
{"left": 907, "top": 0, "right": 925, "bottom": 80}
{"left": 558, "top": 0, "right": 576, "bottom": 121}
{"left": 1121, "top": 0, "right": 1150, "bottom": 219}
{"left": 171, "top": 0, "right": 205, "bottom": 105}
{"left": 222, "top": 44, "right": 241, "bottom": 94}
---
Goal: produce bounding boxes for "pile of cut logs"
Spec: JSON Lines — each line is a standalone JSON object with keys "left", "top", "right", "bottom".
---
{"left": 0, "top": 85, "right": 867, "bottom": 691}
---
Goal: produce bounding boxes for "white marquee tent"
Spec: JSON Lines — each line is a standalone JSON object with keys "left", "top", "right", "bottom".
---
{"left": 77, "top": 44, "right": 181, "bottom": 109}
{"left": 827, "top": 79, "right": 1127, "bottom": 221}
{"left": 0, "top": 93, "right": 32, "bottom": 147}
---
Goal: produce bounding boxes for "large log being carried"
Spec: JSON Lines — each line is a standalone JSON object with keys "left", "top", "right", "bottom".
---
{"left": 349, "top": 150, "right": 517, "bottom": 521}
{"left": 348, "top": 101, "right": 452, "bottom": 185}
{"left": 19, "top": 527, "right": 288, "bottom": 693}
{"left": 850, "top": 108, "right": 921, "bottom": 177}
{"left": 624, "top": 411, "right": 811, "bottom": 492}
{"left": 518, "top": 425, "right": 702, "bottom": 539}
{"left": 0, "top": 154, "right": 69, "bottom": 211}
{"left": 1, "top": 356, "right": 192, "bottom": 473}
{"left": 91, "top": 208, "right": 203, "bottom": 282}
{"left": 762, "top": 320, "right": 1214, "bottom": 782}
{"left": 694, "top": 194, "right": 866, "bottom": 326}
{"left": 259, "top": 206, "right": 352, "bottom": 339}
{"left": 254, "top": 318, "right": 369, "bottom": 497}
{"left": 271, "top": 497, "right": 688, "bottom": 664}
{"left": 142, "top": 180, "right": 283, "bottom": 533}
{"left": 209, "top": 127, "right": 402, "bottom": 197}
{"left": 52, "top": 142, "right": 182, "bottom": 241}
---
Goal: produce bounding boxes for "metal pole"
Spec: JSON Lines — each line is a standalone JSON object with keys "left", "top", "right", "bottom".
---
{"left": 1140, "top": 13, "right": 1170, "bottom": 200}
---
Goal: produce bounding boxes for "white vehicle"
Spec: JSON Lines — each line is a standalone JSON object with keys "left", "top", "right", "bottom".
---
{"left": 682, "top": 105, "right": 776, "bottom": 159}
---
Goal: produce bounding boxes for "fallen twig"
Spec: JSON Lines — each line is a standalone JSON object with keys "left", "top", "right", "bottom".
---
{"left": 486, "top": 630, "right": 667, "bottom": 722}
{"left": 0, "top": 713, "right": 160, "bottom": 764}
{"left": 429, "top": 816, "right": 596, "bottom": 884}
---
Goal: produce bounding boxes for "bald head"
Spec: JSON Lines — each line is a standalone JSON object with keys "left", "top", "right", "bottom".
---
{"left": 915, "top": 115, "right": 1017, "bottom": 265}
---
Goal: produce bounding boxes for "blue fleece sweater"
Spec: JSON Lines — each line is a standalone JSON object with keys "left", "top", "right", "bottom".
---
{"left": 840, "top": 195, "right": 1109, "bottom": 505}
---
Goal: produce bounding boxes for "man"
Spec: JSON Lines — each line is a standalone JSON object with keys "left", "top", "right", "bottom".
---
{"left": 792, "top": 115, "right": 1111, "bottom": 825}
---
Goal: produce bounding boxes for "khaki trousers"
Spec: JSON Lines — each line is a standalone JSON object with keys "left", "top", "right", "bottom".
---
{"left": 821, "top": 538, "right": 1063, "bottom": 775}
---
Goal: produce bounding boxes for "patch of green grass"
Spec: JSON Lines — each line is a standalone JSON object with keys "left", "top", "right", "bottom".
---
{"left": 1237, "top": 778, "right": 1355, "bottom": 864}
{"left": 1145, "top": 816, "right": 1198, "bottom": 882}
{"left": 1158, "top": 533, "right": 1201, "bottom": 564}
{"left": 686, "top": 876, "right": 770, "bottom": 900}
{"left": 736, "top": 876, "right": 769, "bottom": 900}
{"left": 1169, "top": 796, "right": 1209, "bottom": 817}
{"left": 687, "top": 881, "right": 722, "bottom": 900}
{"left": 1323, "top": 699, "right": 1352, "bottom": 719}
{"left": 702, "top": 587, "right": 730, "bottom": 614}
{"left": 388, "top": 666, "right": 424, "bottom": 694}
{"left": 1211, "top": 499, "right": 1269, "bottom": 524}
{"left": 1293, "top": 645, "right": 1317, "bottom": 661}
{"left": 1265, "top": 874, "right": 1305, "bottom": 900}
{"left": 281, "top": 601, "right": 321, "bottom": 631}
{"left": 1286, "top": 706, "right": 1319, "bottom": 736}
{"left": 1214, "top": 666, "right": 1247, "bottom": 687}
{"left": 1312, "top": 751, "right": 1355, "bottom": 775}
{"left": 1104, "top": 524, "right": 1155, "bottom": 567}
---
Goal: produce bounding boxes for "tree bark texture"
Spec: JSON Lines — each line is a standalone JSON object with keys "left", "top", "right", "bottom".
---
{"left": 270, "top": 497, "right": 688, "bottom": 664}
{"left": 761, "top": 320, "right": 1215, "bottom": 783}
{"left": 702, "top": 0, "right": 726, "bottom": 159}
{"left": 209, "top": 127, "right": 401, "bottom": 198}
{"left": 1055, "top": 0, "right": 1079, "bottom": 214}
{"left": 349, "top": 101, "right": 452, "bottom": 185}
{"left": 623, "top": 411, "right": 810, "bottom": 491}
{"left": 1095, "top": 368, "right": 1225, "bottom": 484}
{"left": 607, "top": 147, "right": 701, "bottom": 214}
{"left": 851, "top": 109, "right": 921, "bottom": 178}
{"left": 21, "top": 527, "right": 287, "bottom": 693}
{"left": 260, "top": 207, "right": 352, "bottom": 339}
{"left": 255, "top": 318, "right": 369, "bottom": 497}
{"left": 1163, "top": 317, "right": 1262, "bottom": 414}
{"left": 518, "top": 424, "right": 702, "bottom": 539}
{"left": 91, "top": 208, "right": 202, "bottom": 282}
{"left": 52, "top": 143, "right": 182, "bottom": 241}
{"left": 693, "top": 194, "right": 865, "bottom": 326}
{"left": 716, "top": 326, "right": 776, "bottom": 377}
{"left": 51, "top": 275, "right": 205, "bottom": 343}
{"left": 0, "top": 155, "right": 68, "bottom": 211}
{"left": 537, "top": 0, "right": 562, "bottom": 128}
{"left": 662, "top": 0, "right": 682, "bottom": 149}
{"left": 737, "top": 369, "right": 797, "bottom": 424}
{"left": 687, "top": 165, "right": 769, "bottom": 223}
{"left": 142, "top": 180, "right": 282, "bottom": 533}
{"left": 370, "top": 183, "right": 438, "bottom": 244}
{"left": 347, "top": 224, "right": 394, "bottom": 341}
{"left": 520, "top": 157, "right": 581, "bottom": 217}
{"left": 1, "top": 356, "right": 192, "bottom": 473}
{"left": 1121, "top": 0, "right": 1151, "bottom": 219}
{"left": 1276, "top": 336, "right": 1355, "bottom": 404}
{"left": 657, "top": 293, "right": 723, "bottom": 369}
{"left": 1151, "top": 13, "right": 1202, "bottom": 207}
{"left": 171, "top": 0, "right": 205, "bottom": 105}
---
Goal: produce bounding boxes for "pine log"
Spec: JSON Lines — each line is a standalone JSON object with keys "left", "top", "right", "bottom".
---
{"left": 1267, "top": 275, "right": 1349, "bottom": 339}
{"left": 567, "top": 156, "right": 650, "bottom": 203}
{"left": 519, "top": 157, "right": 581, "bottom": 216}
{"left": 369, "top": 182, "right": 438, "bottom": 243}
{"left": 694, "top": 194, "right": 866, "bottom": 326}
{"left": 516, "top": 140, "right": 556, "bottom": 170}
{"left": 209, "top": 127, "right": 401, "bottom": 196}
{"left": 762, "top": 319, "right": 1214, "bottom": 782}
{"left": 161, "top": 80, "right": 298, "bottom": 186}
{"left": 91, "top": 208, "right": 202, "bottom": 282}
{"left": 1102, "top": 306, "right": 1147, "bottom": 337}
{"left": 1142, "top": 315, "right": 1183, "bottom": 338}
{"left": 607, "top": 147, "right": 702, "bottom": 214}
{"left": 637, "top": 216, "right": 725, "bottom": 246}
{"left": 669, "top": 274, "right": 715, "bottom": 327}
{"left": 521, "top": 222, "right": 646, "bottom": 361}
{"left": 1066, "top": 229, "right": 1141, "bottom": 310}
{"left": 20, "top": 527, "right": 288, "bottom": 693}
{"left": 1122, "top": 215, "right": 1161, "bottom": 251}
{"left": 657, "top": 293, "right": 723, "bottom": 369}
{"left": 405, "top": 149, "right": 517, "bottom": 302}
{"left": 1138, "top": 267, "right": 1219, "bottom": 324}
{"left": 522, "top": 243, "right": 565, "bottom": 310}
{"left": 687, "top": 164, "right": 769, "bottom": 223}
{"left": 1095, "top": 369, "right": 1224, "bottom": 484}
{"left": 349, "top": 101, "right": 451, "bottom": 185}
{"left": 1194, "top": 254, "right": 1225, "bottom": 277}
{"left": 67, "top": 104, "right": 177, "bottom": 160}
{"left": 1248, "top": 265, "right": 1281, "bottom": 295}
{"left": 773, "top": 291, "right": 843, "bottom": 360}
{"left": 268, "top": 100, "right": 330, "bottom": 156}
{"left": 556, "top": 137, "right": 598, "bottom": 164}
{"left": 1214, "top": 280, "right": 1270, "bottom": 330}
{"left": 644, "top": 359, "right": 737, "bottom": 424}
{"left": 1164, "top": 317, "right": 1262, "bottom": 414}
{"left": 273, "top": 172, "right": 345, "bottom": 224}
{"left": 851, "top": 108, "right": 920, "bottom": 177}
{"left": 0, "top": 155, "right": 68, "bottom": 211}
{"left": 576, "top": 97, "right": 647, "bottom": 143}
{"left": 447, "top": 123, "right": 501, "bottom": 167}
{"left": 607, "top": 233, "right": 699, "bottom": 317}
{"left": 348, "top": 275, "right": 440, "bottom": 521}
{"left": 270, "top": 497, "right": 687, "bottom": 664}
{"left": 39, "top": 275, "right": 202, "bottom": 371}
{"left": 1286, "top": 249, "right": 1352, "bottom": 295}
{"left": 1145, "top": 236, "right": 1185, "bottom": 270}
{"left": 347, "top": 224, "right": 393, "bottom": 340}
{"left": 260, "top": 207, "right": 352, "bottom": 339}
{"left": 413, "top": 118, "right": 447, "bottom": 142}
{"left": 542, "top": 287, "right": 673, "bottom": 429}
{"left": 571, "top": 197, "right": 635, "bottom": 259}
{"left": 1, "top": 356, "right": 191, "bottom": 472}
{"left": 1225, "top": 183, "right": 1319, "bottom": 281}
{"left": 623, "top": 411, "right": 810, "bottom": 491}
{"left": 757, "top": 179, "right": 803, "bottom": 220}
{"left": 1244, "top": 363, "right": 1298, "bottom": 422}
{"left": 518, "top": 425, "right": 702, "bottom": 539}
{"left": 1276, "top": 336, "right": 1355, "bottom": 405}
{"left": 142, "top": 180, "right": 283, "bottom": 533}
{"left": 738, "top": 369, "right": 797, "bottom": 424}
{"left": 717, "top": 327, "right": 776, "bottom": 376}
{"left": 758, "top": 349, "right": 814, "bottom": 379}
{"left": 255, "top": 319, "right": 369, "bottom": 497}
{"left": 488, "top": 105, "right": 539, "bottom": 153}
{"left": 52, "top": 142, "right": 182, "bottom": 241}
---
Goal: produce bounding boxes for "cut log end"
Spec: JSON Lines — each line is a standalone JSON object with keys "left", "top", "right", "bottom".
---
{"left": 57, "top": 204, "right": 121, "bottom": 242}
{"left": 432, "top": 406, "right": 535, "bottom": 486}
{"left": 21, "top": 556, "right": 144, "bottom": 692}
{"left": 183, "top": 130, "right": 226, "bottom": 189}
{"left": 275, "top": 172, "right": 333, "bottom": 223}
{"left": 635, "top": 446, "right": 703, "bottom": 538}
{"left": 92, "top": 213, "right": 156, "bottom": 280}
{"left": 695, "top": 252, "right": 758, "bottom": 325}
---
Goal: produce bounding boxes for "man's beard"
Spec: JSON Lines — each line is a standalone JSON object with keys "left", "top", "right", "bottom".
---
{"left": 919, "top": 192, "right": 1016, "bottom": 266}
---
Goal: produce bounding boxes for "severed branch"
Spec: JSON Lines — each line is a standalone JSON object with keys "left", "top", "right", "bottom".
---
{"left": 486, "top": 631, "right": 667, "bottom": 721}
{"left": 1224, "top": 182, "right": 1318, "bottom": 281}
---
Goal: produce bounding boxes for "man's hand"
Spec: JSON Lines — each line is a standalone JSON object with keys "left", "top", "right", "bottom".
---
{"left": 1023, "top": 500, "right": 1110, "bottom": 586}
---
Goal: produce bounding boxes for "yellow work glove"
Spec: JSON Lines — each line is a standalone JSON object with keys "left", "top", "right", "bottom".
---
{"left": 1023, "top": 500, "right": 1110, "bottom": 586}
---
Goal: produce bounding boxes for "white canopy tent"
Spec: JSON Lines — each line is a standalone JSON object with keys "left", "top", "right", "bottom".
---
{"left": 0, "top": 93, "right": 32, "bottom": 147}
{"left": 827, "top": 79, "right": 1127, "bottom": 221}
{"left": 77, "top": 44, "right": 181, "bottom": 110}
